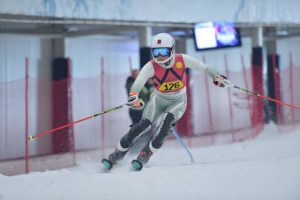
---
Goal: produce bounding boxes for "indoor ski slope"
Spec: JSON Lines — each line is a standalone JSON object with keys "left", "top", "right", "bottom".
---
{"left": 1, "top": 123, "right": 300, "bottom": 200}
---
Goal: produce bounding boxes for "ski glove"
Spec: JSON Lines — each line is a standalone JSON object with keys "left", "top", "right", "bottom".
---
{"left": 213, "top": 75, "right": 231, "bottom": 88}
{"left": 127, "top": 92, "right": 145, "bottom": 110}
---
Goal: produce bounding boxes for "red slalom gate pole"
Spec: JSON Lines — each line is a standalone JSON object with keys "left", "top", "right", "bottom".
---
{"left": 272, "top": 54, "right": 282, "bottom": 133}
{"left": 27, "top": 104, "right": 127, "bottom": 141}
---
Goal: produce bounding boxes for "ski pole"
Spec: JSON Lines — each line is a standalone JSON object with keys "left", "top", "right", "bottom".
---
{"left": 28, "top": 103, "right": 128, "bottom": 141}
{"left": 232, "top": 84, "right": 300, "bottom": 110}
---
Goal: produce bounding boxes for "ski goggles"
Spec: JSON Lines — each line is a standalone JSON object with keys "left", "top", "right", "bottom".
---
{"left": 152, "top": 48, "right": 172, "bottom": 58}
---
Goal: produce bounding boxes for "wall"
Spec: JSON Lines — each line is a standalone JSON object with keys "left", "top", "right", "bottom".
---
{"left": 0, "top": 34, "right": 140, "bottom": 159}
{"left": 277, "top": 37, "right": 300, "bottom": 124}
{"left": 65, "top": 35, "right": 140, "bottom": 150}
{"left": 1, "top": 33, "right": 300, "bottom": 159}
{"left": 0, "top": 35, "right": 53, "bottom": 160}
{"left": 0, "top": 0, "right": 300, "bottom": 24}
{"left": 186, "top": 37, "right": 254, "bottom": 136}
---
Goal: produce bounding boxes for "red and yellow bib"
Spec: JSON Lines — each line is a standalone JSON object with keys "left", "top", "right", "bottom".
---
{"left": 151, "top": 54, "right": 186, "bottom": 93}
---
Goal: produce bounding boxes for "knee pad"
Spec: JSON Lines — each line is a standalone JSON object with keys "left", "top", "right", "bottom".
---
{"left": 151, "top": 113, "right": 175, "bottom": 149}
{"left": 120, "top": 118, "right": 152, "bottom": 148}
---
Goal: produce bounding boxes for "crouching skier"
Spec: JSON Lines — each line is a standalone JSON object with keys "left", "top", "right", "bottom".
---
{"left": 101, "top": 33, "right": 231, "bottom": 171}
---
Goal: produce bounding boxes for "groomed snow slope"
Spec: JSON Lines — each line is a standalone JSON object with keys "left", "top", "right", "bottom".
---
{"left": 1, "top": 124, "right": 300, "bottom": 200}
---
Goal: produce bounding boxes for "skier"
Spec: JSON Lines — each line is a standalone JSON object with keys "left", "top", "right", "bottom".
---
{"left": 102, "top": 33, "right": 231, "bottom": 170}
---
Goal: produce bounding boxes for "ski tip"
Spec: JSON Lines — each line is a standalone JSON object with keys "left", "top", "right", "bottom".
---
{"left": 101, "top": 159, "right": 113, "bottom": 170}
{"left": 131, "top": 160, "right": 143, "bottom": 171}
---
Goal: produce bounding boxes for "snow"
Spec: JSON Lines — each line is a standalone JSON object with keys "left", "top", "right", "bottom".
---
{"left": 1, "top": 123, "right": 300, "bottom": 200}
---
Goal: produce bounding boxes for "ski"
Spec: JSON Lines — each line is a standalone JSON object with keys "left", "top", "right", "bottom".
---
{"left": 101, "top": 159, "right": 114, "bottom": 170}
{"left": 131, "top": 159, "right": 143, "bottom": 171}
{"left": 100, "top": 159, "right": 145, "bottom": 172}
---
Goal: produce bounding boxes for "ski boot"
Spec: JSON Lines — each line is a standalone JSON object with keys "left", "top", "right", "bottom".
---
{"left": 131, "top": 147, "right": 153, "bottom": 171}
{"left": 101, "top": 149, "right": 127, "bottom": 170}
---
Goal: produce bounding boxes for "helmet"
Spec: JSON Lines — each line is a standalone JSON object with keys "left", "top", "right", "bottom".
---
{"left": 151, "top": 33, "right": 175, "bottom": 64}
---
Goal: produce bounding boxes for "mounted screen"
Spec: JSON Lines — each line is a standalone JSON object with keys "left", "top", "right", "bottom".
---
{"left": 193, "top": 21, "right": 242, "bottom": 51}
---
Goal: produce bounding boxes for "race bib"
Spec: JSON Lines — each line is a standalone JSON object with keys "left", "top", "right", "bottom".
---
{"left": 159, "top": 80, "right": 184, "bottom": 92}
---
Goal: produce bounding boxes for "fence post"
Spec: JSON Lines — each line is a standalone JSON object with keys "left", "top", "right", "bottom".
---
{"left": 289, "top": 52, "right": 295, "bottom": 129}
{"left": 100, "top": 57, "right": 105, "bottom": 157}
{"left": 25, "top": 57, "right": 29, "bottom": 173}
{"left": 224, "top": 54, "right": 235, "bottom": 142}
{"left": 241, "top": 54, "right": 255, "bottom": 138}
{"left": 67, "top": 57, "right": 76, "bottom": 166}
{"left": 202, "top": 56, "right": 214, "bottom": 145}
